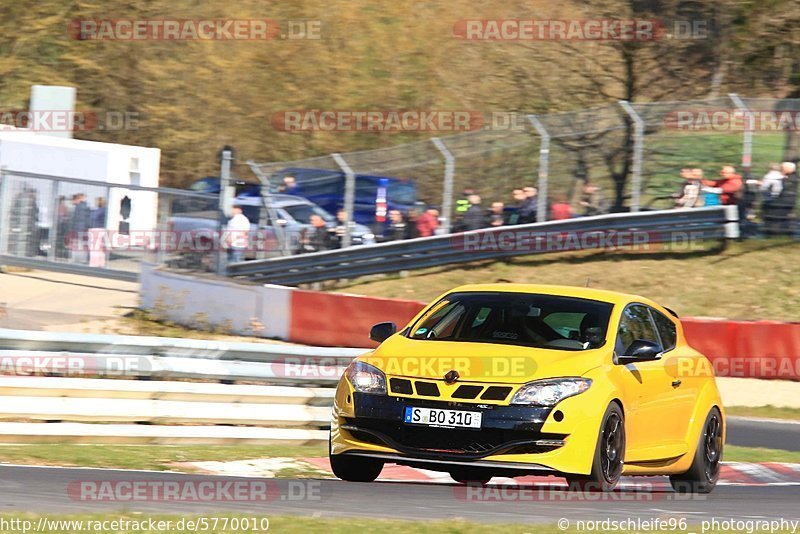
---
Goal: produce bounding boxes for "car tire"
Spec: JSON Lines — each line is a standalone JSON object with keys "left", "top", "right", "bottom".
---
{"left": 328, "top": 433, "right": 383, "bottom": 482}
{"left": 448, "top": 469, "right": 492, "bottom": 485}
{"left": 669, "top": 407, "right": 723, "bottom": 494}
{"left": 566, "top": 402, "right": 625, "bottom": 492}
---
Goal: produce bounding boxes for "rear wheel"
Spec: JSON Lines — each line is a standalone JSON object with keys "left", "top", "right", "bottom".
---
{"left": 566, "top": 403, "right": 625, "bottom": 492}
{"left": 669, "top": 407, "right": 722, "bottom": 494}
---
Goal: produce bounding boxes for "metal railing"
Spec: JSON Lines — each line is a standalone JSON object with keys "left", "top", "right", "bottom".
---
{"left": 0, "top": 328, "right": 362, "bottom": 443}
{"left": 228, "top": 206, "right": 738, "bottom": 285}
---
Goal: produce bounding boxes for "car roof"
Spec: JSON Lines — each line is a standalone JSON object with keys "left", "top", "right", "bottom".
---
{"left": 446, "top": 283, "right": 654, "bottom": 307}
{"left": 234, "top": 194, "right": 315, "bottom": 207}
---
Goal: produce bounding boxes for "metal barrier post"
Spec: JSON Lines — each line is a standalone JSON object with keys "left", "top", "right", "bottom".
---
{"left": 332, "top": 153, "right": 355, "bottom": 248}
{"left": 0, "top": 168, "right": 9, "bottom": 255}
{"left": 247, "top": 161, "right": 289, "bottom": 257}
{"left": 729, "top": 93, "right": 753, "bottom": 175}
{"left": 619, "top": 101, "right": 644, "bottom": 212}
{"left": 431, "top": 137, "right": 455, "bottom": 234}
{"left": 217, "top": 148, "right": 234, "bottom": 275}
{"left": 527, "top": 115, "right": 550, "bottom": 222}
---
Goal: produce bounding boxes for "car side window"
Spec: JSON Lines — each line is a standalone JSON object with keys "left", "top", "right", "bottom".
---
{"left": 616, "top": 305, "right": 660, "bottom": 355}
{"left": 651, "top": 310, "right": 677, "bottom": 352}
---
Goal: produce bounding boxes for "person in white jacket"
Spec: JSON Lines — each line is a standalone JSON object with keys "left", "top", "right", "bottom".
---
{"left": 761, "top": 163, "right": 784, "bottom": 199}
{"left": 225, "top": 204, "right": 250, "bottom": 263}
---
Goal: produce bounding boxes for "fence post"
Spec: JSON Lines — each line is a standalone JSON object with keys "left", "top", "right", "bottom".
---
{"left": 431, "top": 137, "right": 455, "bottom": 233}
{"left": 728, "top": 93, "right": 753, "bottom": 175}
{"left": 527, "top": 115, "right": 550, "bottom": 222}
{"left": 246, "top": 161, "right": 289, "bottom": 258}
{"left": 619, "top": 101, "right": 644, "bottom": 212}
{"left": 216, "top": 147, "right": 234, "bottom": 275}
{"left": 332, "top": 153, "right": 356, "bottom": 248}
{"left": 0, "top": 168, "right": 9, "bottom": 255}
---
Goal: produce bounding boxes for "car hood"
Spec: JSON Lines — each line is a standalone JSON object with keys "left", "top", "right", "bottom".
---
{"left": 362, "top": 335, "right": 605, "bottom": 384}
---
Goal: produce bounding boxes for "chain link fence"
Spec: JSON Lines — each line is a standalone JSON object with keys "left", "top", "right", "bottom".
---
{"left": 248, "top": 95, "right": 799, "bottom": 244}
{"left": 2, "top": 96, "right": 798, "bottom": 280}
{"left": 0, "top": 170, "right": 220, "bottom": 279}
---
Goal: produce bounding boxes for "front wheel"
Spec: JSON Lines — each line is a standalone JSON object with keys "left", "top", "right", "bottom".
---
{"left": 329, "top": 453, "right": 383, "bottom": 482}
{"left": 566, "top": 403, "right": 625, "bottom": 492}
{"left": 449, "top": 469, "right": 492, "bottom": 485}
{"left": 669, "top": 407, "right": 723, "bottom": 494}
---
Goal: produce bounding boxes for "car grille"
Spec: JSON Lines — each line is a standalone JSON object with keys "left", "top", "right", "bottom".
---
{"left": 345, "top": 418, "right": 564, "bottom": 457}
{"left": 387, "top": 379, "right": 513, "bottom": 402}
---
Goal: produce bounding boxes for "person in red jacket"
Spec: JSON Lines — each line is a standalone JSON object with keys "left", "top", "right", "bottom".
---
{"left": 718, "top": 165, "right": 743, "bottom": 205}
{"left": 550, "top": 194, "right": 573, "bottom": 220}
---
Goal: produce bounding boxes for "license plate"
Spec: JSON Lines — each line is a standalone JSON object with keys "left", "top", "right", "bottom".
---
{"left": 404, "top": 407, "right": 482, "bottom": 428}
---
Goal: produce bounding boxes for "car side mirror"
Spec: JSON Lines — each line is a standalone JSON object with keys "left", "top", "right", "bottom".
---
{"left": 616, "top": 339, "right": 662, "bottom": 365}
{"left": 369, "top": 322, "right": 397, "bottom": 343}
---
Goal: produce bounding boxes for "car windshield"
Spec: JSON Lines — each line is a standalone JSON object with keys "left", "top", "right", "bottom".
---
{"left": 409, "top": 292, "right": 613, "bottom": 350}
{"left": 282, "top": 203, "right": 334, "bottom": 224}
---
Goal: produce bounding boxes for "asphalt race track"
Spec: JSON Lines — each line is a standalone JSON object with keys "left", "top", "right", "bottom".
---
{"left": 727, "top": 416, "right": 800, "bottom": 451}
{"left": 0, "top": 418, "right": 795, "bottom": 524}
{"left": 0, "top": 465, "right": 798, "bottom": 524}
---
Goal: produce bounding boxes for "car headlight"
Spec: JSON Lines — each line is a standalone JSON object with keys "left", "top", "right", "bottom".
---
{"left": 510, "top": 378, "right": 592, "bottom": 406}
{"left": 345, "top": 361, "right": 387, "bottom": 394}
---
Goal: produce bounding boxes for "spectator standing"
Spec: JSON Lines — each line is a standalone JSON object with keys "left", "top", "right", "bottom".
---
{"left": 774, "top": 162, "right": 798, "bottom": 235}
{"left": 507, "top": 188, "right": 527, "bottom": 224}
{"left": 489, "top": 202, "right": 505, "bottom": 226}
{"left": 718, "top": 165, "right": 743, "bottom": 206}
{"left": 699, "top": 169, "right": 722, "bottom": 207}
{"left": 674, "top": 168, "right": 702, "bottom": 208}
{"left": 550, "top": 195, "right": 573, "bottom": 220}
{"left": 305, "top": 214, "right": 335, "bottom": 251}
{"left": 279, "top": 175, "right": 299, "bottom": 195}
{"left": 463, "top": 194, "right": 487, "bottom": 230}
{"left": 88, "top": 197, "right": 108, "bottom": 267}
{"left": 519, "top": 186, "right": 538, "bottom": 223}
{"left": 333, "top": 208, "right": 351, "bottom": 248}
{"left": 761, "top": 163, "right": 785, "bottom": 200}
{"left": 69, "top": 193, "right": 91, "bottom": 264}
{"left": 226, "top": 204, "right": 250, "bottom": 263}
{"left": 579, "top": 182, "right": 608, "bottom": 215}
{"left": 384, "top": 209, "right": 408, "bottom": 241}
{"left": 90, "top": 197, "right": 107, "bottom": 228}
{"left": 405, "top": 208, "right": 421, "bottom": 239}
{"left": 415, "top": 208, "right": 439, "bottom": 237}
{"left": 55, "top": 196, "right": 71, "bottom": 259}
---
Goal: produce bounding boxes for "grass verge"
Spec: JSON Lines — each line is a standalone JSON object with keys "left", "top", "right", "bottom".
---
{"left": 726, "top": 405, "right": 800, "bottom": 421}
{"left": 0, "top": 444, "right": 326, "bottom": 472}
{"left": 0, "top": 514, "right": 786, "bottom": 534}
{"left": 334, "top": 238, "right": 800, "bottom": 321}
{"left": 724, "top": 445, "right": 800, "bottom": 463}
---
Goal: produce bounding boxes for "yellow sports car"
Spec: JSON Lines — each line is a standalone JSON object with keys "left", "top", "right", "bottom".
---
{"left": 330, "top": 284, "right": 725, "bottom": 493}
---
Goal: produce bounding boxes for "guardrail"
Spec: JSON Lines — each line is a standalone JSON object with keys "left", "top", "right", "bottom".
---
{"left": 227, "top": 207, "right": 739, "bottom": 285}
{"left": 0, "top": 328, "right": 361, "bottom": 443}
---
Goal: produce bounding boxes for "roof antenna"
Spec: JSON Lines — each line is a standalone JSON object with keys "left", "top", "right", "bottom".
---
{"left": 585, "top": 277, "right": 591, "bottom": 287}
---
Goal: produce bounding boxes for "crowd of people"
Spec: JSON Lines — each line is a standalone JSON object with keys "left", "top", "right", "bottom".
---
{"left": 674, "top": 162, "right": 798, "bottom": 236}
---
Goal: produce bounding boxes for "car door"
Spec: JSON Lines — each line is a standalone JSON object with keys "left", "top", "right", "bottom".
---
{"left": 614, "top": 304, "right": 684, "bottom": 461}
{"left": 651, "top": 308, "right": 699, "bottom": 448}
